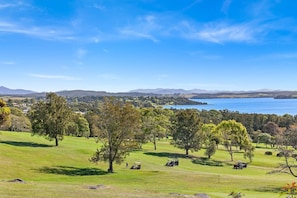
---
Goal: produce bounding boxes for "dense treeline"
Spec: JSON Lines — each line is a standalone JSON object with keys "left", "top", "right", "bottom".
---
{"left": 199, "top": 109, "right": 297, "bottom": 133}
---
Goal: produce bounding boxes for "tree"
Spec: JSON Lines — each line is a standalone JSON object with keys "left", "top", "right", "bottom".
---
{"left": 141, "top": 107, "right": 172, "bottom": 150}
{"left": 3, "top": 107, "right": 31, "bottom": 132}
{"left": 66, "top": 113, "right": 90, "bottom": 137}
{"left": 0, "top": 98, "right": 10, "bottom": 127}
{"left": 90, "top": 97, "right": 141, "bottom": 173}
{"left": 28, "top": 93, "right": 72, "bottom": 146}
{"left": 216, "top": 120, "right": 252, "bottom": 161}
{"left": 258, "top": 133, "right": 272, "bottom": 148}
{"left": 284, "top": 125, "right": 297, "bottom": 149}
{"left": 202, "top": 123, "right": 219, "bottom": 159}
{"left": 84, "top": 112, "right": 100, "bottom": 137}
{"left": 171, "top": 109, "right": 203, "bottom": 157}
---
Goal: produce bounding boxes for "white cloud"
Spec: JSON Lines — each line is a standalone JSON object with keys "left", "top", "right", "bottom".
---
{"left": 29, "top": 73, "right": 80, "bottom": 81}
{"left": 196, "top": 22, "right": 257, "bottom": 44}
{"left": 177, "top": 20, "right": 266, "bottom": 44}
{"left": 0, "top": 20, "right": 75, "bottom": 41}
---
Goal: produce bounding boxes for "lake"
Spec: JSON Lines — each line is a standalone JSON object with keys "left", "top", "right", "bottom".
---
{"left": 164, "top": 98, "right": 297, "bottom": 115}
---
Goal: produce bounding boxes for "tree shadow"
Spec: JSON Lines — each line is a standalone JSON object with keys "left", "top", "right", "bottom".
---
{"left": 144, "top": 152, "right": 194, "bottom": 159}
{"left": 192, "top": 157, "right": 225, "bottom": 167}
{"left": 37, "top": 166, "right": 108, "bottom": 176}
{"left": 0, "top": 141, "right": 52, "bottom": 148}
{"left": 252, "top": 186, "right": 281, "bottom": 193}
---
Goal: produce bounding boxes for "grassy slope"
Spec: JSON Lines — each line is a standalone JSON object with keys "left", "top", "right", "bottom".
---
{"left": 0, "top": 131, "right": 293, "bottom": 198}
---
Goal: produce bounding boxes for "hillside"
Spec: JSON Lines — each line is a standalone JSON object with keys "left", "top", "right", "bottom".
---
{"left": 0, "top": 131, "right": 293, "bottom": 198}
{"left": 0, "top": 86, "right": 35, "bottom": 95}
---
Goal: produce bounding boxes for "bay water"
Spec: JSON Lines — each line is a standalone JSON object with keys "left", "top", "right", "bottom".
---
{"left": 164, "top": 98, "right": 297, "bottom": 115}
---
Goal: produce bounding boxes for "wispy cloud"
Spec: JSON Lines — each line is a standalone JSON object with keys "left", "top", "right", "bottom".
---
{"left": 178, "top": 20, "right": 267, "bottom": 44}
{"left": 29, "top": 73, "right": 80, "bottom": 80}
{"left": 0, "top": 61, "right": 15, "bottom": 65}
{"left": 0, "top": 1, "right": 27, "bottom": 9}
{"left": 0, "top": 20, "right": 75, "bottom": 41}
{"left": 119, "top": 15, "right": 160, "bottom": 42}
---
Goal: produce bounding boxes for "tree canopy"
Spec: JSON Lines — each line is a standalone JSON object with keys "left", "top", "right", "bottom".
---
{"left": 28, "top": 93, "right": 72, "bottom": 146}
{"left": 0, "top": 98, "right": 10, "bottom": 127}
{"left": 141, "top": 107, "right": 172, "bottom": 150}
{"left": 90, "top": 97, "right": 141, "bottom": 173}
{"left": 171, "top": 109, "right": 203, "bottom": 157}
{"left": 216, "top": 120, "right": 252, "bottom": 161}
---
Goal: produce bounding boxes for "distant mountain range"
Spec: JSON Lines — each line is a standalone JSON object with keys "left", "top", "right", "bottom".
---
{"left": 129, "top": 88, "right": 221, "bottom": 94}
{"left": 1, "top": 86, "right": 296, "bottom": 99}
{"left": 0, "top": 86, "right": 36, "bottom": 95}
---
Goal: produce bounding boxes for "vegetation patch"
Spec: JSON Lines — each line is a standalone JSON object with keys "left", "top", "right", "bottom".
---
{"left": 37, "top": 166, "right": 108, "bottom": 176}
{"left": 192, "top": 157, "right": 224, "bottom": 167}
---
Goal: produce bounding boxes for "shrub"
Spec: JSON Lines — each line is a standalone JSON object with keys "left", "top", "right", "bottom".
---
{"left": 264, "top": 151, "right": 273, "bottom": 155}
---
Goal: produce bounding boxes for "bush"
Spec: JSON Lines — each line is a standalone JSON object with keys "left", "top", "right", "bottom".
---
{"left": 264, "top": 151, "right": 273, "bottom": 155}
{"left": 276, "top": 152, "right": 284, "bottom": 157}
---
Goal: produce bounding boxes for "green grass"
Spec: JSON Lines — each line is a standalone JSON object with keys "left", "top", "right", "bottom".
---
{"left": 0, "top": 131, "right": 294, "bottom": 197}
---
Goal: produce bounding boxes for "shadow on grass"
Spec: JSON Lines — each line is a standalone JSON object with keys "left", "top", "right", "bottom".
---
{"left": 144, "top": 152, "right": 194, "bottom": 159}
{"left": 0, "top": 141, "right": 52, "bottom": 148}
{"left": 37, "top": 166, "right": 108, "bottom": 176}
{"left": 252, "top": 186, "right": 281, "bottom": 193}
{"left": 192, "top": 157, "right": 224, "bottom": 167}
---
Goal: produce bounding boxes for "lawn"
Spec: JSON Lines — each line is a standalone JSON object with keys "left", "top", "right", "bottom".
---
{"left": 0, "top": 131, "right": 294, "bottom": 198}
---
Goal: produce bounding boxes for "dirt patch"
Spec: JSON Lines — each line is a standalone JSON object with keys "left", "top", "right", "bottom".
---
{"left": 87, "top": 184, "right": 108, "bottom": 190}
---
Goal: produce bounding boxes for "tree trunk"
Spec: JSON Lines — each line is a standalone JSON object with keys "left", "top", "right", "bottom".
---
{"left": 185, "top": 148, "right": 189, "bottom": 157}
{"left": 55, "top": 137, "right": 59, "bottom": 146}
{"left": 108, "top": 160, "right": 113, "bottom": 173}
{"left": 229, "top": 146, "right": 233, "bottom": 161}
{"left": 153, "top": 134, "right": 157, "bottom": 150}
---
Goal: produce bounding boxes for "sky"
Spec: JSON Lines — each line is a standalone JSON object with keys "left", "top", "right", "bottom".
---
{"left": 1, "top": 0, "right": 297, "bottom": 93}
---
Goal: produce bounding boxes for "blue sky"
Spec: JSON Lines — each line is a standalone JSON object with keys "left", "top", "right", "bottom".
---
{"left": 1, "top": 0, "right": 297, "bottom": 92}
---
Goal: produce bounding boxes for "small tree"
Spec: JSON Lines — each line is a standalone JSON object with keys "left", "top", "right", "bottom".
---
{"left": 216, "top": 120, "right": 252, "bottom": 161}
{"left": 66, "top": 113, "right": 90, "bottom": 137}
{"left": 90, "top": 97, "right": 141, "bottom": 173}
{"left": 0, "top": 98, "right": 10, "bottom": 127}
{"left": 141, "top": 107, "right": 172, "bottom": 150}
{"left": 28, "top": 93, "right": 72, "bottom": 146}
{"left": 171, "top": 109, "right": 203, "bottom": 157}
{"left": 205, "top": 140, "right": 217, "bottom": 159}
{"left": 202, "top": 123, "right": 220, "bottom": 158}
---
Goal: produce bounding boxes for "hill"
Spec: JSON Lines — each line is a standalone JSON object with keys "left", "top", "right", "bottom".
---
{"left": 0, "top": 86, "right": 35, "bottom": 95}
{"left": 0, "top": 131, "right": 293, "bottom": 198}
